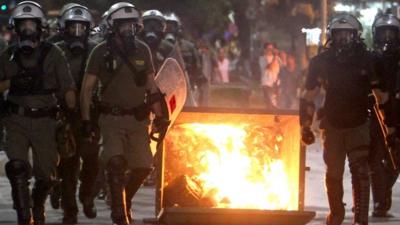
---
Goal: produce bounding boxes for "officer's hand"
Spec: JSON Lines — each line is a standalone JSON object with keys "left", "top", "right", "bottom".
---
{"left": 150, "top": 117, "right": 171, "bottom": 143}
{"left": 81, "top": 120, "right": 99, "bottom": 143}
{"left": 301, "top": 126, "right": 315, "bottom": 145}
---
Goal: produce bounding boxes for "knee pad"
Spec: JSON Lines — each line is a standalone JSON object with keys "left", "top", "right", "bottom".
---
{"left": 107, "top": 155, "right": 127, "bottom": 173}
{"left": 5, "top": 160, "right": 32, "bottom": 180}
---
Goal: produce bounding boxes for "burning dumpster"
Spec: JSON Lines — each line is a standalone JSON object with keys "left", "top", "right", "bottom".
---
{"left": 156, "top": 107, "right": 315, "bottom": 225}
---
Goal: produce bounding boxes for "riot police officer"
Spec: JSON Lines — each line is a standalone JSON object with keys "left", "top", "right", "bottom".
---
{"left": 164, "top": 12, "right": 201, "bottom": 106}
{"left": 46, "top": 3, "right": 81, "bottom": 44}
{"left": 53, "top": 3, "right": 99, "bottom": 224}
{"left": 0, "top": 1, "right": 76, "bottom": 225}
{"left": 80, "top": 3, "right": 167, "bottom": 225}
{"left": 141, "top": 10, "right": 175, "bottom": 70}
{"left": 369, "top": 13, "right": 400, "bottom": 218}
{"left": 301, "top": 14, "right": 388, "bottom": 225}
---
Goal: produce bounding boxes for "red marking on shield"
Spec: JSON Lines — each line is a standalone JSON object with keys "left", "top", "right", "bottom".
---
{"left": 169, "top": 95, "right": 176, "bottom": 113}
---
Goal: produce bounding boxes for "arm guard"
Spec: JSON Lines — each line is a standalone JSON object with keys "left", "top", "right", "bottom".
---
{"left": 299, "top": 98, "right": 315, "bottom": 127}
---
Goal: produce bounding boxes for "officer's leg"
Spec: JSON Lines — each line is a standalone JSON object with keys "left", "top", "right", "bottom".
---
{"left": 5, "top": 160, "right": 33, "bottom": 225}
{"left": 125, "top": 168, "right": 152, "bottom": 222}
{"left": 49, "top": 166, "right": 61, "bottom": 210}
{"left": 101, "top": 119, "right": 129, "bottom": 225}
{"left": 345, "top": 124, "right": 370, "bottom": 225}
{"left": 384, "top": 170, "right": 399, "bottom": 212}
{"left": 4, "top": 115, "right": 33, "bottom": 225}
{"left": 31, "top": 178, "right": 55, "bottom": 225}
{"left": 59, "top": 155, "right": 80, "bottom": 224}
{"left": 322, "top": 127, "right": 346, "bottom": 225}
{"left": 368, "top": 121, "right": 390, "bottom": 217}
{"left": 124, "top": 127, "right": 153, "bottom": 222}
{"left": 78, "top": 139, "right": 100, "bottom": 219}
{"left": 30, "top": 117, "right": 58, "bottom": 225}
{"left": 106, "top": 155, "right": 130, "bottom": 225}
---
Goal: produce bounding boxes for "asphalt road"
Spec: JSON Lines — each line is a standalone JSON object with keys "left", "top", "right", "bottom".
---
{"left": 0, "top": 139, "right": 399, "bottom": 225}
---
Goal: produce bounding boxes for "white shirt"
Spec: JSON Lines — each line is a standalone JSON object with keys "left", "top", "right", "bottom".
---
{"left": 259, "top": 55, "right": 280, "bottom": 87}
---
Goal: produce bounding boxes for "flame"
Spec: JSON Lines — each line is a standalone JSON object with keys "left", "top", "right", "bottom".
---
{"left": 165, "top": 123, "right": 297, "bottom": 210}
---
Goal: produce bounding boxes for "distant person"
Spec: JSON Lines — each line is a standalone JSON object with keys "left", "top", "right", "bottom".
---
{"left": 259, "top": 42, "right": 280, "bottom": 109}
{"left": 278, "top": 54, "right": 299, "bottom": 109}
{"left": 216, "top": 48, "right": 230, "bottom": 83}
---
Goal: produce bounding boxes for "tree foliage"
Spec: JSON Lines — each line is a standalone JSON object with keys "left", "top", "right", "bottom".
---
{"left": 135, "top": 0, "right": 232, "bottom": 37}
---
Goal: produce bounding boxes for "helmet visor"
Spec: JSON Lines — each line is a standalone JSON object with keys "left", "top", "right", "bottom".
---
{"left": 332, "top": 29, "right": 355, "bottom": 47}
{"left": 143, "top": 19, "right": 164, "bottom": 33}
{"left": 116, "top": 20, "right": 137, "bottom": 37}
{"left": 66, "top": 21, "right": 88, "bottom": 37}
{"left": 166, "top": 21, "right": 179, "bottom": 33}
{"left": 376, "top": 26, "right": 398, "bottom": 44}
{"left": 16, "top": 19, "right": 38, "bottom": 35}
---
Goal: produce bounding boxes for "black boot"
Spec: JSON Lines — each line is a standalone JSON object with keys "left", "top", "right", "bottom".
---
{"left": 60, "top": 155, "right": 80, "bottom": 223}
{"left": 32, "top": 179, "right": 54, "bottom": 225}
{"left": 79, "top": 152, "right": 99, "bottom": 219}
{"left": 125, "top": 168, "right": 152, "bottom": 223}
{"left": 350, "top": 161, "right": 370, "bottom": 225}
{"left": 49, "top": 182, "right": 61, "bottom": 210}
{"left": 5, "top": 160, "right": 33, "bottom": 225}
{"left": 325, "top": 176, "right": 345, "bottom": 225}
{"left": 107, "top": 156, "right": 130, "bottom": 225}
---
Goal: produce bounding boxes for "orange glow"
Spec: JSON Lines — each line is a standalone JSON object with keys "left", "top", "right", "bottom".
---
{"left": 164, "top": 122, "right": 298, "bottom": 210}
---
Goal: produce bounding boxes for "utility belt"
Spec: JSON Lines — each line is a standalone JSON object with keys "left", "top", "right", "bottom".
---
{"left": 98, "top": 103, "right": 150, "bottom": 121}
{"left": 7, "top": 101, "right": 58, "bottom": 118}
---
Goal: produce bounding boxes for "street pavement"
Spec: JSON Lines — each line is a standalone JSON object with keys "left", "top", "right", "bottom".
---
{"left": 0, "top": 139, "right": 400, "bottom": 225}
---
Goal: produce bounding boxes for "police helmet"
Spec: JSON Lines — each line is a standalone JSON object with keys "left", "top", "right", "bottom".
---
{"left": 143, "top": 10, "right": 165, "bottom": 22}
{"left": 106, "top": 2, "right": 140, "bottom": 27}
{"left": 164, "top": 12, "right": 181, "bottom": 26}
{"left": 59, "top": 3, "right": 81, "bottom": 18}
{"left": 372, "top": 13, "right": 400, "bottom": 44}
{"left": 142, "top": 10, "right": 166, "bottom": 31}
{"left": 326, "top": 14, "right": 363, "bottom": 40}
{"left": 59, "top": 4, "right": 94, "bottom": 30}
{"left": 9, "top": 1, "right": 47, "bottom": 29}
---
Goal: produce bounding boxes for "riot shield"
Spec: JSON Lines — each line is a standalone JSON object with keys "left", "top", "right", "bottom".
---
{"left": 154, "top": 57, "right": 187, "bottom": 127}
{"left": 169, "top": 44, "right": 198, "bottom": 107}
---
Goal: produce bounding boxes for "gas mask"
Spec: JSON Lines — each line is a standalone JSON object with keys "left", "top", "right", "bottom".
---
{"left": 331, "top": 29, "right": 360, "bottom": 60}
{"left": 115, "top": 19, "right": 137, "bottom": 50}
{"left": 65, "top": 21, "right": 88, "bottom": 55}
{"left": 16, "top": 19, "right": 40, "bottom": 55}
{"left": 165, "top": 21, "right": 179, "bottom": 44}
{"left": 375, "top": 26, "right": 400, "bottom": 54}
{"left": 143, "top": 19, "right": 164, "bottom": 49}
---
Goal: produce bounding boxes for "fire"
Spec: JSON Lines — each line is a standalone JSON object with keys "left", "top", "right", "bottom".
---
{"left": 164, "top": 123, "right": 297, "bottom": 210}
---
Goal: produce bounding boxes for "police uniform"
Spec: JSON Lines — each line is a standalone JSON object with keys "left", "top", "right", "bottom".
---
{"left": 1, "top": 42, "right": 75, "bottom": 224}
{"left": 86, "top": 39, "right": 153, "bottom": 168}
{"left": 306, "top": 43, "right": 377, "bottom": 224}
{"left": 55, "top": 39, "right": 98, "bottom": 221}
{"left": 85, "top": 37, "right": 156, "bottom": 224}
{"left": 369, "top": 13, "right": 400, "bottom": 217}
{"left": 179, "top": 38, "right": 205, "bottom": 87}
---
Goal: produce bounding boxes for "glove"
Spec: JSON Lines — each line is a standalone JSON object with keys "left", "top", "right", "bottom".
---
{"left": 81, "top": 120, "right": 99, "bottom": 139}
{"left": 301, "top": 126, "right": 315, "bottom": 145}
{"left": 150, "top": 117, "right": 171, "bottom": 143}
